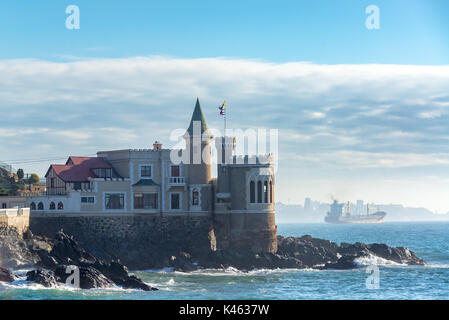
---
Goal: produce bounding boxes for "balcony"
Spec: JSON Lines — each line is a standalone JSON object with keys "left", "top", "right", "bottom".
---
{"left": 169, "top": 177, "right": 186, "bottom": 185}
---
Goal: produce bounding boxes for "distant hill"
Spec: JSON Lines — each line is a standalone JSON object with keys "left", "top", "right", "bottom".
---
{"left": 0, "top": 167, "right": 14, "bottom": 194}
{"left": 275, "top": 202, "right": 449, "bottom": 223}
{"left": 0, "top": 167, "right": 22, "bottom": 196}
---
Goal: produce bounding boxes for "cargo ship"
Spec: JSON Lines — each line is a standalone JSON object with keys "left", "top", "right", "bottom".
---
{"left": 325, "top": 200, "right": 386, "bottom": 224}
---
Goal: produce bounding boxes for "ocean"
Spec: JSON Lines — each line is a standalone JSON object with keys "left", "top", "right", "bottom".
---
{"left": 1, "top": 222, "right": 449, "bottom": 300}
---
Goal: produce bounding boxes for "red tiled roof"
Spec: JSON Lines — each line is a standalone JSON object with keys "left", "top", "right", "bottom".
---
{"left": 66, "top": 156, "right": 96, "bottom": 165}
{"left": 46, "top": 157, "right": 117, "bottom": 182}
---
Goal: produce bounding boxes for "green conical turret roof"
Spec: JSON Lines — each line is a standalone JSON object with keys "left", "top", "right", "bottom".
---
{"left": 186, "top": 98, "right": 209, "bottom": 136}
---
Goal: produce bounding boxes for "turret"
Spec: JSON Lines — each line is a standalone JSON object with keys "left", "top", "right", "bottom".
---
{"left": 183, "top": 98, "right": 213, "bottom": 184}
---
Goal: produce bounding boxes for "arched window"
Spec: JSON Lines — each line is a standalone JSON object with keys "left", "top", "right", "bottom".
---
{"left": 49, "top": 202, "right": 56, "bottom": 210}
{"left": 192, "top": 189, "right": 199, "bottom": 206}
{"left": 269, "top": 180, "right": 273, "bottom": 203}
{"left": 37, "top": 202, "right": 44, "bottom": 210}
{"left": 57, "top": 202, "right": 64, "bottom": 210}
{"left": 30, "top": 202, "right": 36, "bottom": 210}
{"left": 264, "top": 181, "right": 268, "bottom": 203}
{"left": 257, "top": 181, "right": 262, "bottom": 203}
{"left": 250, "top": 181, "right": 255, "bottom": 203}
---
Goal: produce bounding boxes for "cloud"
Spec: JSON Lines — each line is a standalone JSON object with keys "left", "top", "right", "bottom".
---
{"left": 293, "top": 150, "right": 449, "bottom": 169}
{"left": 418, "top": 110, "right": 444, "bottom": 119}
{"left": 2, "top": 56, "right": 449, "bottom": 210}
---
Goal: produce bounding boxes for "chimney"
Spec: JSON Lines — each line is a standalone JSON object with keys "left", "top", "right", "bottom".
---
{"left": 153, "top": 141, "right": 162, "bottom": 150}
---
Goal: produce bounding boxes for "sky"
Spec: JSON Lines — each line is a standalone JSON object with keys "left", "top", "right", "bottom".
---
{"left": 1, "top": 0, "right": 449, "bottom": 212}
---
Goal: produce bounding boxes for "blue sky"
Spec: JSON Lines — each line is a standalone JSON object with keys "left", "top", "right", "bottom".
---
{"left": 1, "top": 0, "right": 448, "bottom": 64}
{"left": 1, "top": 1, "right": 449, "bottom": 211}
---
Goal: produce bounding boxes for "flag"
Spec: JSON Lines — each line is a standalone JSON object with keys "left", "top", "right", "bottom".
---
{"left": 218, "top": 101, "right": 226, "bottom": 116}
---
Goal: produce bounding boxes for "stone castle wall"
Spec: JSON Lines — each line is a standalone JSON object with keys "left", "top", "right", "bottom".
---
{"left": 29, "top": 210, "right": 277, "bottom": 269}
{"left": 30, "top": 213, "right": 216, "bottom": 270}
{"left": 213, "top": 212, "right": 277, "bottom": 253}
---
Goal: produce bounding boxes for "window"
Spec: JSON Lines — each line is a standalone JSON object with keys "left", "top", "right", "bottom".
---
{"left": 37, "top": 202, "right": 44, "bottom": 210}
{"left": 250, "top": 181, "right": 255, "bottom": 203}
{"left": 95, "top": 168, "right": 112, "bottom": 178}
{"left": 170, "top": 193, "right": 180, "bottom": 210}
{"left": 257, "top": 181, "right": 262, "bottom": 203}
{"left": 134, "top": 193, "right": 158, "bottom": 209}
{"left": 269, "top": 181, "right": 273, "bottom": 203}
{"left": 1, "top": 203, "right": 6, "bottom": 209}
{"left": 81, "top": 197, "right": 95, "bottom": 204}
{"left": 140, "top": 165, "right": 152, "bottom": 178}
{"left": 49, "top": 202, "right": 56, "bottom": 210}
{"left": 171, "top": 165, "right": 180, "bottom": 177}
{"left": 50, "top": 178, "right": 55, "bottom": 188}
{"left": 57, "top": 202, "right": 64, "bottom": 210}
{"left": 264, "top": 181, "right": 268, "bottom": 203}
{"left": 30, "top": 202, "right": 36, "bottom": 210}
{"left": 73, "top": 182, "right": 81, "bottom": 190}
{"left": 192, "top": 189, "right": 199, "bottom": 206}
{"left": 105, "top": 193, "right": 125, "bottom": 210}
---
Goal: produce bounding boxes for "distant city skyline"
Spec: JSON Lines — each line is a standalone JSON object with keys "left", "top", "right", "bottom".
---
{"left": 1, "top": 1, "right": 449, "bottom": 212}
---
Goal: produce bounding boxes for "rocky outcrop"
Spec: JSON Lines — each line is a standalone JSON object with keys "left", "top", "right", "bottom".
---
{"left": 1, "top": 223, "right": 426, "bottom": 281}
{"left": 0, "top": 226, "right": 39, "bottom": 269}
{"left": 170, "top": 235, "right": 425, "bottom": 271}
{"left": 278, "top": 235, "right": 425, "bottom": 270}
{"left": 26, "top": 269, "right": 58, "bottom": 287}
{"left": 32, "top": 231, "right": 157, "bottom": 291}
{"left": 0, "top": 267, "right": 15, "bottom": 282}
{"left": 54, "top": 265, "right": 115, "bottom": 289}
{"left": 0, "top": 225, "right": 156, "bottom": 290}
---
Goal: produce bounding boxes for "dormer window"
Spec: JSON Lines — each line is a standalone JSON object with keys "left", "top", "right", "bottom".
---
{"left": 94, "top": 168, "right": 112, "bottom": 178}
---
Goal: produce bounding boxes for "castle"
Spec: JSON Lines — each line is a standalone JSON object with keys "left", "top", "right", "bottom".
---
{"left": 28, "top": 99, "right": 277, "bottom": 260}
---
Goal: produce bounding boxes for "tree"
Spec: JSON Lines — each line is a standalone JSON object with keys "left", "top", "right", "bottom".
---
{"left": 28, "top": 173, "right": 40, "bottom": 185}
{"left": 17, "top": 168, "right": 24, "bottom": 180}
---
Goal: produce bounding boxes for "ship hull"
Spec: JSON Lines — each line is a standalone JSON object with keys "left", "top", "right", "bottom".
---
{"left": 325, "top": 211, "right": 387, "bottom": 224}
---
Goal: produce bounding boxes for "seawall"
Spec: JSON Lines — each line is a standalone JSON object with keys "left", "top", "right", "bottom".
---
{"left": 29, "top": 212, "right": 216, "bottom": 270}
{"left": 213, "top": 212, "right": 277, "bottom": 253}
{"left": 0, "top": 208, "right": 30, "bottom": 234}
{"left": 29, "top": 210, "right": 278, "bottom": 269}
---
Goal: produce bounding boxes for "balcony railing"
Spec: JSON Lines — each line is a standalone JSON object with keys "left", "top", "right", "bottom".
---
{"left": 169, "top": 177, "right": 185, "bottom": 185}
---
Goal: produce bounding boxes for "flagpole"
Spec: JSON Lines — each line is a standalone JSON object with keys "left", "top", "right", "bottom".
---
{"left": 224, "top": 109, "right": 226, "bottom": 137}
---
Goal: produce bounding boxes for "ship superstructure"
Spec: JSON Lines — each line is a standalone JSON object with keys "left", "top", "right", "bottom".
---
{"left": 325, "top": 200, "right": 386, "bottom": 224}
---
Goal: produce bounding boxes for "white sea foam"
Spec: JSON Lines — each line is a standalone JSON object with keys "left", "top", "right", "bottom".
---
{"left": 354, "top": 254, "right": 403, "bottom": 267}
{"left": 136, "top": 267, "right": 175, "bottom": 273}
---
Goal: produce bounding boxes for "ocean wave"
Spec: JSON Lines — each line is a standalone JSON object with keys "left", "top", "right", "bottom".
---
{"left": 160, "top": 267, "right": 318, "bottom": 276}
{"left": 135, "top": 267, "right": 175, "bottom": 273}
{"left": 422, "top": 263, "right": 449, "bottom": 269}
{"left": 354, "top": 254, "right": 404, "bottom": 267}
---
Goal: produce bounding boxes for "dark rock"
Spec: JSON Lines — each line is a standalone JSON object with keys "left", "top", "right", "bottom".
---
{"left": 366, "top": 243, "right": 425, "bottom": 265}
{"left": 54, "top": 265, "right": 115, "bottom": 289}
{"left": 170, "top": 252, "right": 198, "bottom": 272}
{"left": 114, "top": 274, "right": 157, "bottom": 291}
{"left": 35, "top": 249, "right": 59, "bottom": 269}
{"left": 97, "top": 261, "right": 157, "bottom": 291}
{"left": 26, "top": 269, "right": 59, "bottom": 287}
{"left": 321, "top": 255, "right": 358, "bottom": 270}
{"left": 0, "top": 267, "right": 15, "bottom": 282}
{"left": 43, "top": 232, "right": 157, "bottom": 291}
{"left": 275, "top": 235, "right": 425, "bottom": 270}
